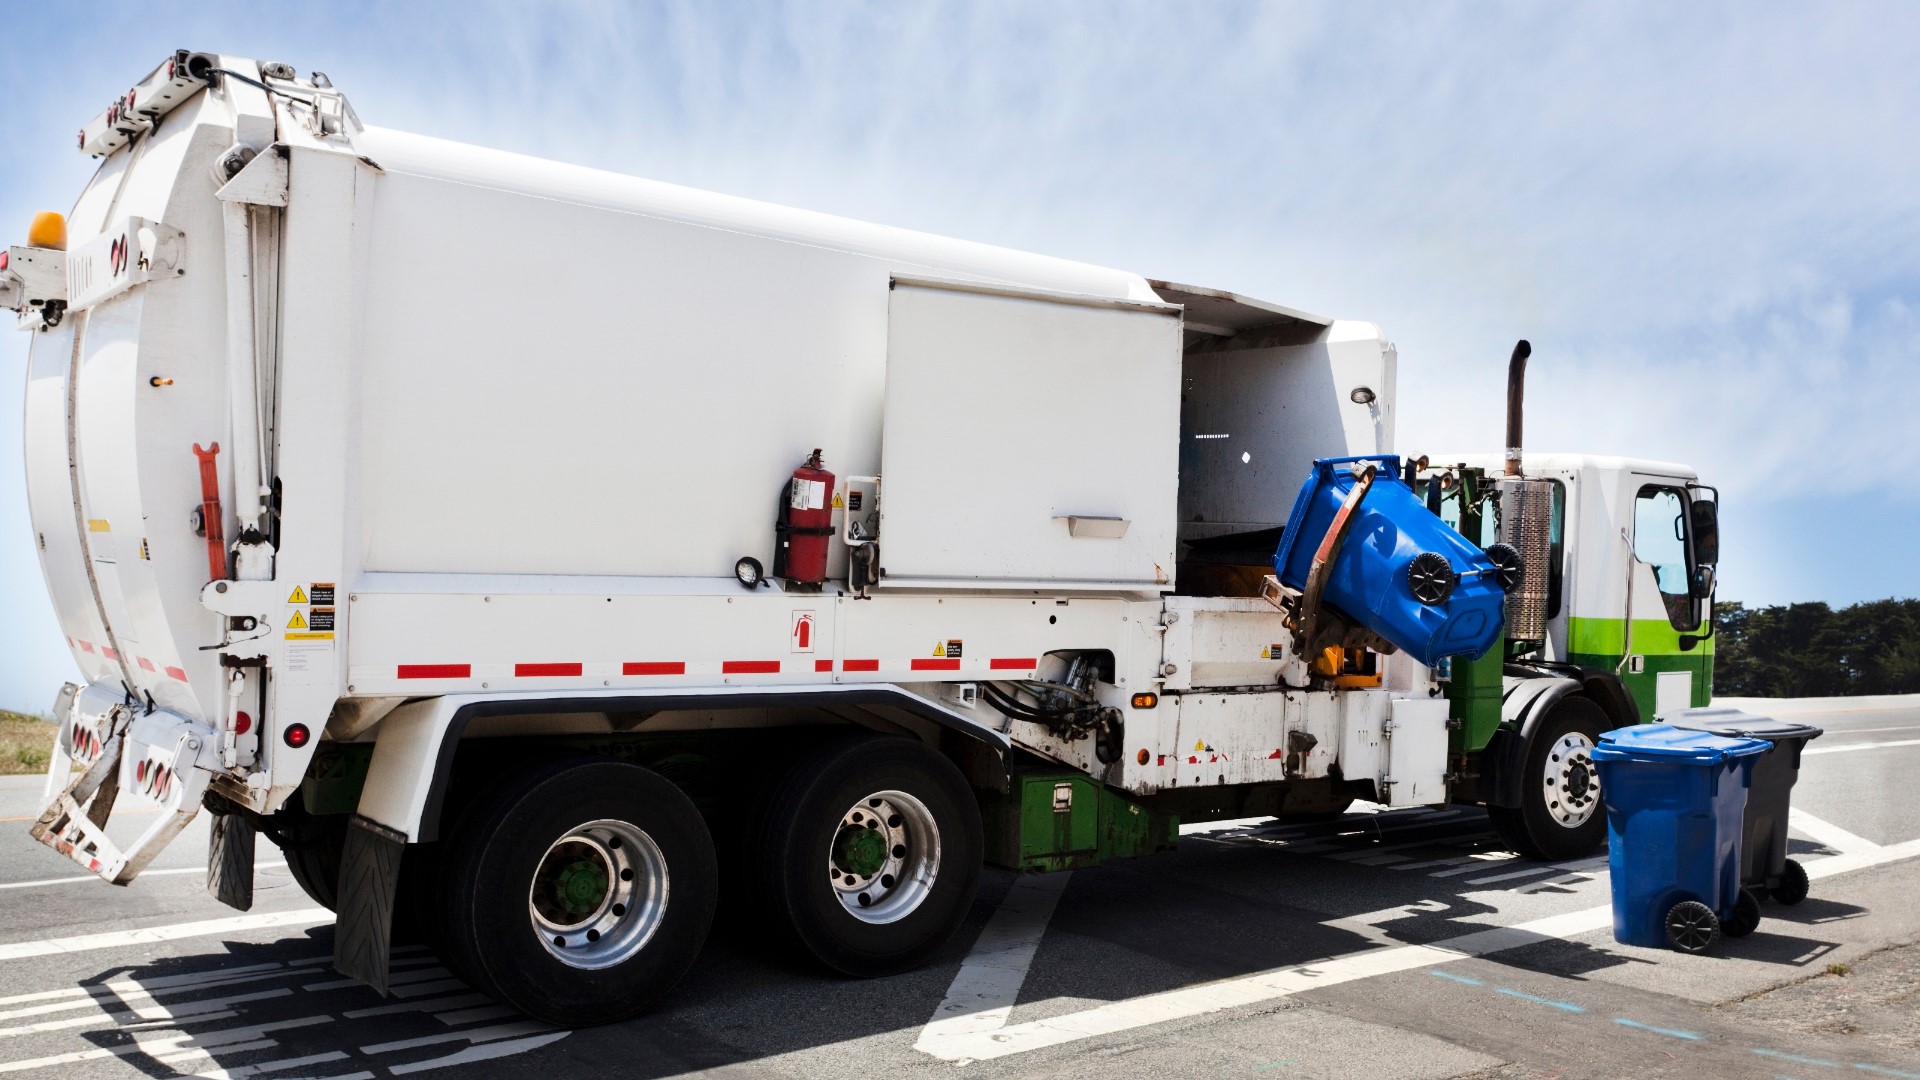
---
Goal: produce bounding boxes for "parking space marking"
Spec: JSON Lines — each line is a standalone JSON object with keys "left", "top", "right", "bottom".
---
{"left": 0, "top": 862, "right": 288, "bottom": 891}
{"left": 1790, "top": 809, "right": 1882, "bottom": 855}
{"left": 1805, "top": 738, "right": 1920, "bottom": 756}
{"left": 914, "top": 837, "right": 1920, "bottom": 1063}
{"left": 0, "top": 909, "right": 331, "bottom": 961}
{"left": 914, "top": 871, "right": 1073, "bottom": 1049}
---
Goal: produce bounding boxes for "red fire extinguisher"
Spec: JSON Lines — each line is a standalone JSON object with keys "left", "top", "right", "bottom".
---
{"left": 775, "top": 449, "right": 835, "bottom": 587}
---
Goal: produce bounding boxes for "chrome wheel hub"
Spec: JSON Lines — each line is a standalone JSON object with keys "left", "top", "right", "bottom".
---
{"left": 1543, "top": 731, "right": 1601, "bottom": 828}
{"left": 828, "top": 790, "right": 939, "bottom": 925}
{"left": 529, "top": 818, "right": 668, "bottom": 969}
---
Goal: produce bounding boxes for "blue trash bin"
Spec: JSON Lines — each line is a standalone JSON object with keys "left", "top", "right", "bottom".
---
{"left": 1273, "top": 455, "right": 1506, "bottom": 667}
{"left": 1590, "top": 724, "right": 1771, "bottom": 953}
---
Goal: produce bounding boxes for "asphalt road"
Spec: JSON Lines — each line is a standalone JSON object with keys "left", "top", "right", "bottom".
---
{"left": 0, "top": 698, "right": 1915, "bottom": 1079}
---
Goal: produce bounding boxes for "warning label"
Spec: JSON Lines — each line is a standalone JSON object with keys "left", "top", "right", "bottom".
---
{"left": 791, "top": 610, "right": 816, "bottom": 653}
{"left": 309, "top": 583, "right": 335, "bottom": 606}
{"left": 934, "top": 639, "right": 963, "bottom": 659}
{"left": 789, "top": 478, "right": 827, "bottom": 511}
{"left": 287, "top": 610, "right": 308, "bottom": 630}
{"left": 287, "top": 585, "right": 308, "bottom": 604}
{"left": 308, "top": 608, "right": 335, "bottom": 632}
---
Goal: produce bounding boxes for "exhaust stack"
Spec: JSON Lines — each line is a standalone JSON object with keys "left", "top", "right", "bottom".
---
{"left": 1495, "top": 338, "right": 1550, "bottom": 643}
{"left": 1504, "top": 339, "right": 1531, "bottom": 476}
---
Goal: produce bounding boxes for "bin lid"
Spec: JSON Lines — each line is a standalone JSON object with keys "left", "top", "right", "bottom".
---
{"left": 1590, "top": 723, "right": 1772, "bottom": 765}
{"left": 1659, "top": 707, "right": 1824, "bottom": 742}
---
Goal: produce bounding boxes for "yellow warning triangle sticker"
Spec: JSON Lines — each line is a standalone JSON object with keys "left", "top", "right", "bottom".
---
{"left": 933, "top": 642, "right": 945, "bottom": 657}
{"left": 287, "top": 585, "right": 308, "bottom": 604}
{"left": 832, "top": 492, "right": 845, "bottom": 509}
{"left": 1194, "top": 738, "right": 1206, "bottom": 752}
{"left": 287, "top": 610, "right": 308, "bottom": 630}
{"left": 1260, "top": 646, "right": 1270, "bottom": 659}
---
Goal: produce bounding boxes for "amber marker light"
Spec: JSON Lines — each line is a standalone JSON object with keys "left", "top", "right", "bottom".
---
{"left": 27, "top": 211, "right": 67, "bottom": 251}
{"left": 1130, "top": 692, "right": 1157, "bottom": 709}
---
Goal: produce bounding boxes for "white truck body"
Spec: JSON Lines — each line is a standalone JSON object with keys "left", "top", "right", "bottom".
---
{"left": 12, "top": 55, "right": 1443, "bottom": 896}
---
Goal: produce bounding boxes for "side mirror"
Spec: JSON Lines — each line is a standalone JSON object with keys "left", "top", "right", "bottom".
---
{"left": 1689, "top": 499, "right": 1719, "bottom": 565}
{"left": 1690, "top": 563, "right": 1716, "bottom": 599}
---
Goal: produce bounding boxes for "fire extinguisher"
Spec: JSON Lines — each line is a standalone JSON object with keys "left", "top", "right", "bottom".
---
{"left": 774, "top": 449, "right": 835, "bottom": 587}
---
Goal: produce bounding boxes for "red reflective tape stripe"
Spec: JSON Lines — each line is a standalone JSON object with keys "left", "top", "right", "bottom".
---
{"left": 623, "top": 661, "right": 685, "bottom": 676}
{"left": 843, "top": 659, "right": 880, "bottom": 672}
{"left": 137, "top": 657, "right": 156, "bottom": 672}
{"left": 78, "top": 641, "right": 95, "bottom": 653}
{"left": 911, "top": 659, "right": 961, "bottom": 671}
{"left": 721, "top": 660, "right": 781, "bottom": 674}
{"left": 165, "top": 666, "right": 188, "bottom": 682}
{"left": 815, "top": 659, "right": 833, "bottom": 672}
{"left": 102, "top": 648, "right": 118, "bottom": 661}
{"left": 515, "top": 662, "right": 582, "bottom": 677}
{"left": 398, "top": 664, "right": 471, "bottom": 679}
{"left": 990, "top": 657, "right": 1037, "bottom": 670}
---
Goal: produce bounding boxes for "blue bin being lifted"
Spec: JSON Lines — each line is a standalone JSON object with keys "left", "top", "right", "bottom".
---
{"left": 1273, "top": 455, "right": 1507, "bottom": 667}
{"left": 1591, "top": 724, "right": 1771, "bottom": 953}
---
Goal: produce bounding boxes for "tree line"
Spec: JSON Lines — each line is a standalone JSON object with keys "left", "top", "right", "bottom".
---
{"left": 1712, "top": 599, "right": 1920, "bottom": 697}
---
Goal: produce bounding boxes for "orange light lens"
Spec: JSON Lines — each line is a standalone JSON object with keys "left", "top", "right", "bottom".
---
{"left": 27, "top": 211, "right": 66, "bottom": 251}
{"left": 1130, "top": 692, "right": 1158, "bottom": 709}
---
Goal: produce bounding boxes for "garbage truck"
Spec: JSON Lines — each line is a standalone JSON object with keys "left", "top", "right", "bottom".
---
{"left": 5, "top": 53, "right": 1721, "bottom": 1024}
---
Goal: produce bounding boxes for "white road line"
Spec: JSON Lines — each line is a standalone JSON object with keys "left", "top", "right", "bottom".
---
{"left": 0, "top": 909, "right": 331, "bottom": 962}
{"left": 387, "top": 1031, "right": 572, "bottom": 1075}
{"left": 1430, "top": 853, "right": 1520, "bottom": 877}
{"left": 0, "top": 862, "right": 288, "bottom": 891}
{"left": 1392, "top": 855, "right": 1478, "bottom": 871}
{"left": 1805, "top": 738, "right": 1920, "bottom": 756}
{"left": 1462, "top": 864, "right": 1563, "bottom": 886}
{"left": 342, "top": 994, "right": 490, "bottom": 1020}
{"left": 1514, "top": 873, "right": 1592, "bottom": 895}
{"left": 913, "top": 835, "right": 1920, "bottom": 1063}
{"left": 359, "top": 1019, "right": 555, "bottom": 1055}
{"left": 914, "top": 872, "right": 1073, "bottom": 1048}
{"left": 1791, "top": 808, "right": 1882, "bottom": 855}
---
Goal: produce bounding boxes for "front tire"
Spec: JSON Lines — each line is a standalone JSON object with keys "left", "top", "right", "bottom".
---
{"left": 438, "top": 758, "right": 718, "bottom": 1025}
{"left": 757, "top": 735, "right": 982, "bottom": 977}
{"left": 1499, "top": 696, "right": 1609, "bottom": 861}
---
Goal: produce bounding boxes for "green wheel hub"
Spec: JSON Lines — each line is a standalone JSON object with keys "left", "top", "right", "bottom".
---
{"left": 552, "top": 856, "right": 610, "bottom": 915}
{"left": 832, "top": 823, "right": 888, "bottom": 877}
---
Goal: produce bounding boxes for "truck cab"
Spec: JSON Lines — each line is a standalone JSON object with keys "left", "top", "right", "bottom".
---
{"left": 1424, "top": 452, "right": 1719, "bottom": 859}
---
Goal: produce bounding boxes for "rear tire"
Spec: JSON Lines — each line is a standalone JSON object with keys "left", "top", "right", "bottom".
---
{"left": 1772, "top": 857, "right": 1810, "bottom": 905}
{"left": 1665, "top": 900, "right": 1721, "bottom": 954}
{"left": 756, "top": 735, "right": 982, "bottom": 977}
{"left": 1723, "top": 889, "right": 1762, "bottom": 938}
{"left": 438, "top": 758, "right": 717, "bottom": 1025}
{"left": 1505, "top": 697, "right": 1610, "bottom": 861}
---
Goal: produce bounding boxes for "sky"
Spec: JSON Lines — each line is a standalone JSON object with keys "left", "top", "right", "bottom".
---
{"left": 1, "top": 1, "right": 1917, "bottom": 712}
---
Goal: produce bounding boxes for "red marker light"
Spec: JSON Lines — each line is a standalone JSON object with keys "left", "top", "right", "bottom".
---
{"left": 234, "top": 711, "right": 253, "bottom": 735}
{"left": 0, "top": 251, "right": 8, "bottom": 271}
{"left": 283, "top": 723, "right": 310, "bottom": 748}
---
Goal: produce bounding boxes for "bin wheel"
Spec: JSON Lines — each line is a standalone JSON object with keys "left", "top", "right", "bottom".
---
{"left": 755, "top": 735, "right": 982, "bottom": 977}
{"left": 1771, "top": 858, "right": 1810, "bottom": 905}
{"left": 1664, "top": 900, "right": 1722, "bottom": 954}
{"left": 1723, "top": 889, "right": 1763, "bottom": 938}
{"left": 1504, "top": 697, "right": 1609, "bottom": 861}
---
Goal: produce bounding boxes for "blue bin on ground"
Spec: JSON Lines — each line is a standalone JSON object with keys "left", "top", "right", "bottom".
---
{"left": 1274, "top": 455, "right": 1506, "bottom": 667}
{"left": 1590, "top": 724, "right": 1771, "bottom": 953}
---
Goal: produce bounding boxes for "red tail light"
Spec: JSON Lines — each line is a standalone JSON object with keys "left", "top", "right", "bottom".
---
{"left": 284, "top": 723, "right": 310, "bottom": 748}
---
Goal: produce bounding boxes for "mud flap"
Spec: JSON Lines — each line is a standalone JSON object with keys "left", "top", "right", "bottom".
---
{"left": 332, "top": 815, "right": 403, "bottom": 996}
{"left": 207, "top": 810, "right": 256, "bottom": 911}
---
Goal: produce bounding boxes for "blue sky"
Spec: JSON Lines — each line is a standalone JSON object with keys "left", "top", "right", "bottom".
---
{"left": 2, "top": 1, "right": 1917, "bottom": 711}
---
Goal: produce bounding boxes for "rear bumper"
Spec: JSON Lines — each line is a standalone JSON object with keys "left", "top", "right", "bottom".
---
{"left": 30, "top": 681, "right": 221, "bottom": 883}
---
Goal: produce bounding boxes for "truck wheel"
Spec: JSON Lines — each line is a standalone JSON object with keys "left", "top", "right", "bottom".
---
{"left": 758, "top": 735, "right": 982, "bottom": 977}
{"left": 282, "top": 813, "right": 347, "bottom": 910}
{"left": 1502, "top": 697, "right": 1609, "bottom": 862}
{"left": 438, "top": 758, "right": 717, "bottom": 1025}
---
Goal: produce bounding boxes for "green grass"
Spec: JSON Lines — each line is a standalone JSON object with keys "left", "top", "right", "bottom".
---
{"left": 0, "top": 711, "right": 55, "bottom": 775}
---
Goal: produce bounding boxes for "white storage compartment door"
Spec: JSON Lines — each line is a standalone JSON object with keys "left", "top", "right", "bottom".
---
{"left": 880, "top": 278, "right": 1183, "bottom": 590}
